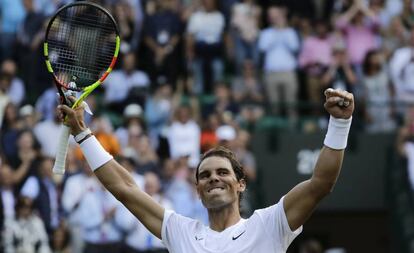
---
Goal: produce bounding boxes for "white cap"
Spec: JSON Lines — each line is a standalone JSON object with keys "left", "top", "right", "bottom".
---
{"left": 123, "top": 104, "right": 142, "bottom": 118}
{"left": 216, "top": 125, "right": 236, "bottom": 141}
{"left": 19, "top": 104, "right": 34, "bottom": 117}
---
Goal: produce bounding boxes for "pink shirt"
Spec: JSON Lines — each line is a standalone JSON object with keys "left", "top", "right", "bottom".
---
{"left": 298, "top": 36, "right": 333, "bottom": 68}
{"left": 336, "top": 17, "right": 379, "bottom": 65}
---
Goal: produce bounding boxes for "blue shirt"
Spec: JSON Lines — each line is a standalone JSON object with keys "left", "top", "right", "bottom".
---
{"left": 0, "top": 0, "right": 26, "bottom": 33}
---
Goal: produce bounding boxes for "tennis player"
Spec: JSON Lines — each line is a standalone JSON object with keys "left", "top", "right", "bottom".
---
{"left": 57, "top": 88, "right": 354, "bottom": 252}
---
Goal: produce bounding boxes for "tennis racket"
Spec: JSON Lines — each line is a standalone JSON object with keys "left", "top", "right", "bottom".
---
{"left": 44, "top": 1, "right": 120, "bottom": 174}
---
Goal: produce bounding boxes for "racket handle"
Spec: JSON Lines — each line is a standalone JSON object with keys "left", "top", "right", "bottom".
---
{"left": 53, "top": 125, "right": 71, "bottom": 174}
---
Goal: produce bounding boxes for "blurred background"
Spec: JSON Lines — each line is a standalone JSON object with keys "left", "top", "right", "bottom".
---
{"left": 0, "top": 0, "right": 413, "bottom": 252}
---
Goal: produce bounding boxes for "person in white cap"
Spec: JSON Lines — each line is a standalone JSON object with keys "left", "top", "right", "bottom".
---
{"left": 57, "top": 88, "right": 354, "bottom": 253}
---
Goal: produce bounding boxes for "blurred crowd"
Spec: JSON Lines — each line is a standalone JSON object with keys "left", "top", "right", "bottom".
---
{"left": 1, "top": 0, "right": 414, "bottom": 252}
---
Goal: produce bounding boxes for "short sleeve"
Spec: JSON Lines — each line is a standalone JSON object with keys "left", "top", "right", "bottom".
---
{"left": 255, "top": 196, "right": 302, "bottom": 251}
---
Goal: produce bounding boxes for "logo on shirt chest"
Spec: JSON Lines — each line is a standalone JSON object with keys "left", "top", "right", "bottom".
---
{"left": 232, "top": 230, "right": 246, "bottom": 240}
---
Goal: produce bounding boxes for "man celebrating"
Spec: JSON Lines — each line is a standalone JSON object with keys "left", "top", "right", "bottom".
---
{"left": 57, "top": 88, "right": 354, "bottom": 252}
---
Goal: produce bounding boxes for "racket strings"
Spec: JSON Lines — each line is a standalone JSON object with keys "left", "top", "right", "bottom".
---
{"left": 47, "top": 5, "right": 117, "bottom": 87}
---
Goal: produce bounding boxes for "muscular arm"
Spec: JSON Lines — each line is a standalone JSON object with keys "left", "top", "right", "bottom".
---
{"left": 57, "top": 101, "right": 165, "bottom": 239}
{"left": 94, "top": 160, "right": 164, "bottom": 238}
{"left": 284, "top": 147, "right": 344, "bottom": 230}
{"left": 284, "top": 89, "right": 354, "bottom": 231}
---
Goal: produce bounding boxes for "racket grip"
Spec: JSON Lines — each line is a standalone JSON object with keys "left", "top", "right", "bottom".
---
{"left": 53, "top": 125, "right": 71, "bottom": 174}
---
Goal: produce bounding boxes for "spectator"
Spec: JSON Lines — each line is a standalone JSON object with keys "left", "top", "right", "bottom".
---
{"left": 16, "top": 0, "right": 45, "bottom": 94}
{"left": 33, "top": 108, "right": 63, "bottom": 158}
{"left": 76, "top": 185, "right": 123, "bottom": 253}
{"left": 397, "top": 104, "right": 414, "bottom": 190}
{"left": 335, "top": 0, "right": 380, "bottom": 73}
{"left": 115, "top": 103, "right": 145, "bottom": 149}
{"left": 19, "top": 104, "right": 37, "bottom": 130}
{"left": 200, "top": 112, "right": 220, "bottom": 153}
{"left": 1, "top": 103, "right": 22, "bottom": 160}
{"left": 258, "top": 5, "right": 300, "bottom": 119}
{"left": 167, "top": 104, "right": 200, "bottom": 168}
{"left": 35, "top": 82, "right": 59, "bottom": 121}
{"left": 230, "top": 0, "right": 261, "bottom": 69}
{"left": 0, "top": 163, "right": 17, "bottom": 224}
{"left": 299, "top": 20, "right": 333, "bottom": 115}
{"left": 113, "top": 0, "right": 137, "bottom": 54}
{"left": 61, "top": 159, "right": 100, "bottom": 253}
{"left": 116, "top": 172, "right": 171, "bottom": 253}
{"left": 186, "top": 0, "right": 226, "bottom": 94}
{"left": 203, "top": 82, "right": 239, "bottom": 120}
{"left": 51, "top": 223, "right": 71, "bottom": 253}
{"left": 135, "top": 135, "right": 161, "bottom": 176}
{"left": 143, "top": 0, "right": 183, "bottom": 89}
{"left": 145, "top": 83, "right": 173, "bottom": 149}
{"left": 90, "top": 115, "right": 121, "bottom": 156}
{"left": 401, "top": 0, "right": 414, "bottom": 29}
{"left": 361, "top": 49, "right": 395, "bottom": 132}
{"left": 0, "top": 59, "right": 25, "bottom": 106}
{"left": 321, "top": 41, "right": 357, "bottom": 100}
{"left": 0, "top": 0, "right": 26, "bottom": 61}
{"left": 389, "top": 26, "right": 414, "bottom": 114}
{"left": 104, "top": 52, "right": 150, "bottom": 114}
{"left": 6, "top": 129, "right": 40, "bottom": 190}
{"left": 20, "top": 157, "right": 60, "bottom": 236}
{"left": 3, "top": 196, "right": 51, "bottom": 253}
{"left": 382, "top": 16, "right": 409, "bottom": 60}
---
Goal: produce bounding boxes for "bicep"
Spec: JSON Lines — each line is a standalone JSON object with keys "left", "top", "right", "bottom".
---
{"left": 94, "top": 160, "right": 165, "bottom": 238}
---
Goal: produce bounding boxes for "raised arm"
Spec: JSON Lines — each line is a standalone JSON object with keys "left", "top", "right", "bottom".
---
{"left": 57, "top": 101, "right": 164, "bottom": 239}
{"left": 284, "top": 89, "right": 354, "bottom": 230}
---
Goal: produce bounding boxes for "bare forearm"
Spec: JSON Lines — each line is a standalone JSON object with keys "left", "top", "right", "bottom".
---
{"left": 311, "top": 146, "right": 344, "bottom": 196}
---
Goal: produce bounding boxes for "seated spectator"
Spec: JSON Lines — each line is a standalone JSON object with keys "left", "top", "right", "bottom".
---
{"left": 167, "top": 104, "right": 200, "bottom": 168}
{"left": 33, "top": 108, "right": 63, "bottom": 158}
{"left": 3, "top": 196, "right": 51, "bottom": 253}
{"left": 203, "top": 82, "right": 239, "bottom": 119}
{"left": 20, "top": 157, "right": 60, "bottom": 236}
{"left": 35, "top": 82, "right": 58, "bottom": 121}
{"left": 401, "top": 0, "right": 414, "bottom": 29}
{"left": 186, "top": 0, "right": 226, "bottom": 94}
{"left": 0, "top": 59, "right": 25, "bottom": 106}
{"left": 51, "top": 223, "right": 71, "bottom": 253}
{"left": 0, "top": 163, "right": 17, "bottom": 225}
{"left": 116, "top": 172, "right": 171, "bottom": 253}
{"left": 115, "top": 103, "right": 146, "bottom": 149}
{"left": 104, "top": 52, "right": 150, "bottom": 114}
{"left": 90, "top": 115, "right": 121, "bottom": 156}
{"left": 200, "top": 112, "right": 221, "bottom": 153}
{"left": 231, "top": 60, "right": 264, "bottom": 128}
{"left": 361, "top": 49, "right": 396, "bottom": 132}
{"left": 1, "top": 103, "right": 22, "bottom": 159}
{"left": 145, "top": 83, "right": 173, "bottom": 149}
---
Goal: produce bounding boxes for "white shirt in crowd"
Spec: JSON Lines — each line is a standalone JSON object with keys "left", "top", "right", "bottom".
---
{"left": 1, "top": 190, "right": 15, "bottom": 220}
{"left": 167, "top": 120, "right": 200, "bottom": 168}
{"left": 33, "top": 120, "right": 62, "bottom": 158}
{"left": 20, "top": 176, "right": 59, "bottom": 229}
{"left": 104, "top": 70, "right": 150, "bottom": 104}
{"left": 187, "top": 10, "right": 225, "bottom": 44}
{"left": 116, "top": 194, "right": 173, "bottom": 251}
{"left": 161, "top": 197, "right": 302, "bottom": 253}
{"left": 7, "top": 77, "right": 25, "bottom": 106}
{"left": 389, "top": 47, "right": 414, "bottom": 103}
{"left": 258, "top": 27, "right": 300, "bottom": 72}
{"left": 77, "top": 187, "right": 122, "bottom": 244}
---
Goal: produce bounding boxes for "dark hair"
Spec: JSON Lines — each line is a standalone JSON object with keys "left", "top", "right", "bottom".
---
{"left": 195, "top": 146, "right": 245, "bottom": 183}
{"left": 362, "top": 49, "right": 380, "bottom": 75}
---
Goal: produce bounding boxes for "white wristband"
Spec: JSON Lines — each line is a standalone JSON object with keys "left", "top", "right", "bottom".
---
{"left": 324, "top": 116, "right": 352, "bottom": 150}
{"left": 79, "top": 136, "right": 113, "bottom": 171}
{"left": 74, "top": 128, "right": 92, "bottom": 143}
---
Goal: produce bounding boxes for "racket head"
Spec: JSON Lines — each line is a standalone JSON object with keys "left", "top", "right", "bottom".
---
{"left": 43, "top": 1, "right": 120, "bottom": 92}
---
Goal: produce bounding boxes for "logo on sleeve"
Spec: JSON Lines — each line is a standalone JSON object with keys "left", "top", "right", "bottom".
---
{"left": 195, "top": 236, "right": 204, "bottom": 241}
{"left": 232, "top": 231, "right": 246, "bottom": 240}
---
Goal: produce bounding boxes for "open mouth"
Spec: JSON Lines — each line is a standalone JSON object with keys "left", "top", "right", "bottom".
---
{"left": 207, "top": 187, "right": 225, "bottom": 193}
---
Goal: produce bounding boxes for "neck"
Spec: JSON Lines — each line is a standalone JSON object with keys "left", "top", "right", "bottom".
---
{"left": 208, "top": 202, "right": 241, "bottom": 232}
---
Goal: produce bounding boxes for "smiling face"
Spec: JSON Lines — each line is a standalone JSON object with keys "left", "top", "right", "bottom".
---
{"left": 196, "top": 156, "right": 246, "bottom": 211}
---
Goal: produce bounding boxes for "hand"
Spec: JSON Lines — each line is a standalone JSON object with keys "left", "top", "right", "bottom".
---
{"left": 324, "top": 88, "right": 354, "bottom": 119}
{"left": 57, "top": 96, "right": 88, "bottom": 136}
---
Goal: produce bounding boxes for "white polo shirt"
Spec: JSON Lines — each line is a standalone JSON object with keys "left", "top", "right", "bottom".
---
{"left": 161, "top": 197, "right": 302, "bottom": 253}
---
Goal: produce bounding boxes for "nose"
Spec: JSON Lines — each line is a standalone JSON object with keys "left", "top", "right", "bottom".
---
{"left": 208, "top": 172, "right": 219, "bottom": 183}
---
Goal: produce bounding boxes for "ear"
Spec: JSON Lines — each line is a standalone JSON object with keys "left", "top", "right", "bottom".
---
{"left": 238, "top": 179, "right": 246, "bottom": 193}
